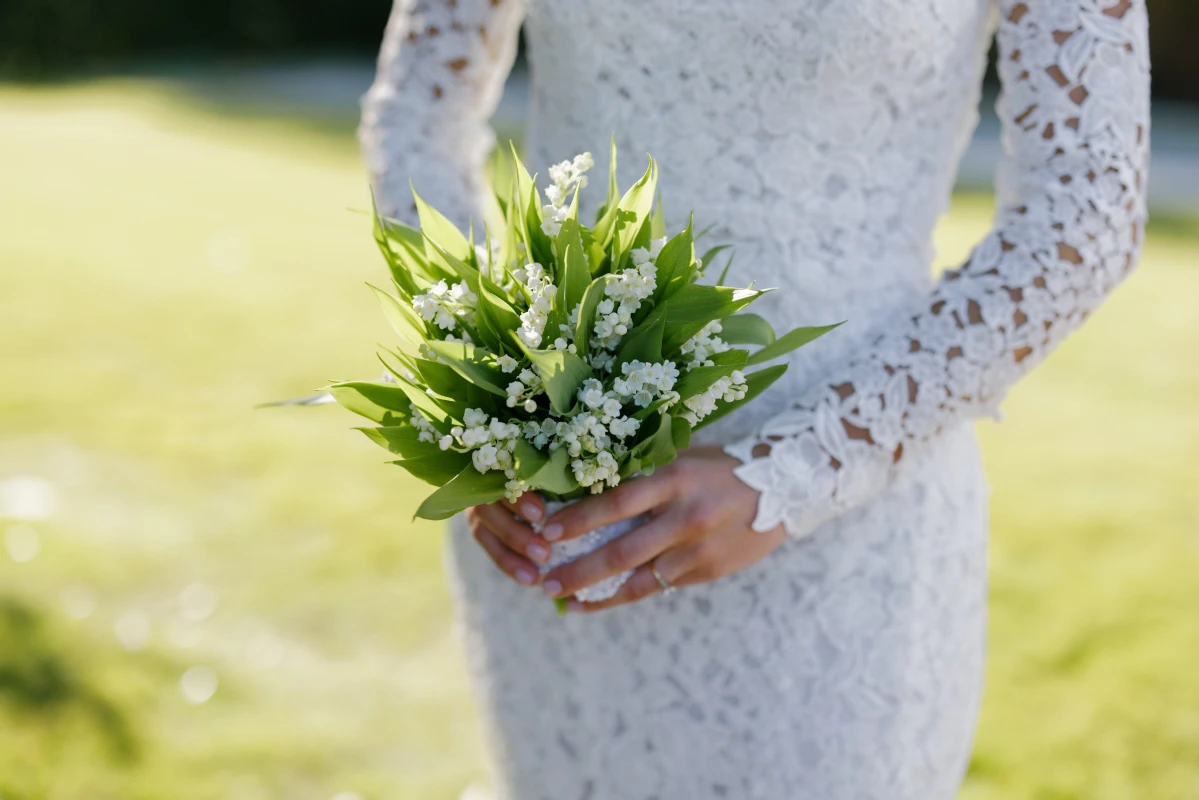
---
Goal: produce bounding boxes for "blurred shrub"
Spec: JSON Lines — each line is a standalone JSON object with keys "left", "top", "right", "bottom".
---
{"left": 1148, "top": 0, "right": 1199, "bottom": 102}
{"left": 0, "top": 0, "right": 1195, "bottom": 101}
{"left": 0, "top": 0, "right": 393, "bottom": 75}
{"left": 0, "top": 596, "right": 139, "bottom": 763}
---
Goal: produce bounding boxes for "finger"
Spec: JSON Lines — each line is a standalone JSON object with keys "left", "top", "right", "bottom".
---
{"left": 542, "top": 472, "right": 676, "bottom": 543}
{"left": 475, "top": 503, "right": 552, "bottom": 565}
{"left": 565, "top": 563, "right": 662, "bottom": 613}
{"left": 647, "top": 539, "right": 701, "bottom": 586}
{"left": 542, "top": 512, "right": 685, "bottom": 598}
{"left": 471, "top": 525, "right": 541, "bottom": 587}
{"left": 500, "top": 493, "right": 547, "bottom": 527}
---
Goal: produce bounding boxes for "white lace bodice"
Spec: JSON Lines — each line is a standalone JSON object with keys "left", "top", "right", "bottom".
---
{"left": 360, "top": 0, "right": 1149, "bottom": 540}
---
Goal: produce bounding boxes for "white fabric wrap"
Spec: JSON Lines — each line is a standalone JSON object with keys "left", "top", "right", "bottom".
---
{"left": 536, "top": 499, "right": 647, "bottom": 603}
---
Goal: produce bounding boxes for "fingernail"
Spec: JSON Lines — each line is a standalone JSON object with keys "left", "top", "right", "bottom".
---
{"left": 515, "top": 568, "right": 536, "bottom": 586}
{"left": 543, "top": 524, "right": 563, "bottom": 542}
{"left": 527, "top": 543, "right": 550, "bottom": 562}
{"left": 566, "top": 600, "right": 584, "bottom": 613}
{"left": 521, "top": 503, "right": 542, "bottom": 522}
{"left": 542, "top": 579, "right": 562, "bottom": 597}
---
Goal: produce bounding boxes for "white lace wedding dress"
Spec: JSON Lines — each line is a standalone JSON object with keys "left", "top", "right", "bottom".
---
{"left": 360, "top": 1, "right": 1150, "bottom": 797}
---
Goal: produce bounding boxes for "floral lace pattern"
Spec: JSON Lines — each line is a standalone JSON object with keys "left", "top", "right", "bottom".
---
{"left": 360, "top": 1, "right": 1149, "bottom": 797}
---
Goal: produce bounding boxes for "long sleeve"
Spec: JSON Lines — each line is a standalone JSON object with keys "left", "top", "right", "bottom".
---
{"left": 726, "top": 0, "right": 1151, "bottom": 538}
{"left": 360, "top": 0, "right": 526, "bottom": 226}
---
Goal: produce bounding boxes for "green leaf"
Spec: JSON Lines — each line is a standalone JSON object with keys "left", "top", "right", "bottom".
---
{"left": 556, "top": 241, "right": 590, "bottom": 320}
{"left": 358, "top": 425, "right": 433, "bottom": 457}
{"left": 719, "top": 313, "right": 776, "bottom": 346}
{"left": 521, "top": 346, "right": 593, "bottom": 414}
{"left": 613, "top": 302, "right": 666, "bottom": 372}
{"left": 376, "top": 210, "right": 454, "bottom": 288}
{"left": 425, "top": 340, "right": 508, "bottom": 396}
{"left": 524, "top": 182, "right": 555, "bottom": 266}
{"left": 673, "top": 350, "right": 748, "bottom": 401}
{"left": 382, "top": 377, "right": 462, "bottom": 431}
{"left": 591, "top": 147, "right": 657, "bottom": 268}
{"left": 612, "top": 156, "right": 658, "bottom": 262}
{"left": 474, "top": 280, "right": 523, "bottom": 351}
{"left": 715, "top": 252, "right": 736, "bottom": 285}
{"left": 694, "top": 365, "right": 788, "bottom": 430}
{"left": 413, "top": 185, "right": 472, "bottom": 266}
{"left": 370, "top": 193, "right": 419, "bottom": 298}
{"left": 595, "top": 136, "right": 620, "bottom": 226}
{"left": 513, "top": 439, "right": 550, "bottom": 479}
{"left": 650, "top": 195, "right": 667, "bottom": 239}
{"left": 698, "top": 244, "right": 731, "bottom": 273}
{"left": 630, "top": 412, "right": 677, "bottom": 472}
{"left": 745, "top": 322, "right": 843, "bottom": 366}
{"left": 671, "top": 415, "right": 692, "bottom": 451}
{"left": 506, "top": 144, "right": 554, "bottom": 266}
{"left": 412, "top": 357, "right": 468, "bottom": 397}
{"left": 661, "top": 284, "right": 769, "bottom": 352}
{"left": 328, "top": 381, "right": 412, "bottom": 425}
{"left": 358, "top": 427, "right": 472, "bottom": 486}
{"left": 573, "top": 275, "right": 615, "bottom": 361}
{"left": 526, "top": 445, "right": 579, "bottom": 496}
{"left": 392, "top": 454, "right": 467, "bottom": 487}
{"left": 631, "top": 396, "right": 673, "bottom": 421}
{"left": 415, "top": 466, "right": 509, "bottom": 520}
{"left": 423, "top": 238, "right": 480, "bottom": 297}
{"left": 650, "top": 219, "right": 694, "bottom": 304}
{"left": 369, "top": 284, "right": 426, "bottom": 355}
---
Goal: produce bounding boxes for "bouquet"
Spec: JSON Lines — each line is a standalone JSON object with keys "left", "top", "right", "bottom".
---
{"left": 308, "top": 144, "right": 838, "bottom": 600}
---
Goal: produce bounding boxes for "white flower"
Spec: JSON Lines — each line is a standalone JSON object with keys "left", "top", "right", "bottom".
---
{"left": 505, "top": 371, "right": 545, "bottom": 410}
{"left": 473, "top": 444, "right": 499, "bottom": 472}
{"left": 504, "top": 478, "right": 528, "bottom": 503}
{"left": 497, "top": 355, "right": 519, "bottom": 373}
{"left": 516, "top": 263, "right": 557, "bottom": 349}
{"left": 438, "top": 435, "right": 453, "bottom": 451}
{"left": 572, "top": 450, "right": 621, "bottom": 493}
{"left": 612, "top": 360, "right": 679, "bottom": 408}
{"left": 540, "top": 152, "right": 594, "bottom": 237}
{"left": 680, "top": 320, "right": 731, "bottom": 368}
{"left": 588, "top": 263, "right": 658, "bottom": 353}
{"left": 608, "top": 416, "right": 640, "bottom": 439}
{"left": 412, "top": 280, "right": 477, "bottom": 333}
{"left": 679, "top": 371, "right": 748, "bottom": 425}
{"left": 410, "top": 405, "right": 439, "bottom": 443}
{"left": 578, "top": 379, "right": 606, "bottom": 409}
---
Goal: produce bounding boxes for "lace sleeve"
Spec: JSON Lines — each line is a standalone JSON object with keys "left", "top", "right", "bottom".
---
{"left": 725, "top": 0, "right": 1151, "bottom": 538}
{"left": 360, "top": 0, "right": 526, "bottom": 226}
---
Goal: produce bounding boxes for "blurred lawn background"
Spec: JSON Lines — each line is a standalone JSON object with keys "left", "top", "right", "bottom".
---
{"left": 1, "top": 73, "right": 1198, "bottom": 800}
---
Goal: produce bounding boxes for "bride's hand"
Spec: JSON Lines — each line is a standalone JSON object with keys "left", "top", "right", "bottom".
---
{"left": 540, "top": 446, "right": 786, "bottom": 612}
{"left": 464, "top": 496, "right": 555, "bottom": 588}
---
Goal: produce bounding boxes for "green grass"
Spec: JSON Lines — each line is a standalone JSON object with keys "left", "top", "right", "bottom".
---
{"left": 1, "top": 78, "right": 1197, "bottom": 800}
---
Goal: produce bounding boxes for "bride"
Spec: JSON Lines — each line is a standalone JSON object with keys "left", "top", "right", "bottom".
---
{"left": 359, "top": 1, "right": 1150, "bottom": 797}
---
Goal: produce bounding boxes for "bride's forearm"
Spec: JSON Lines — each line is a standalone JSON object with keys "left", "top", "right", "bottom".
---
{"left": 359, "top": 0, "right": 526, "bottom": 225}
{"left": 727, "top": 0, "right": 1151, "bottom": 539}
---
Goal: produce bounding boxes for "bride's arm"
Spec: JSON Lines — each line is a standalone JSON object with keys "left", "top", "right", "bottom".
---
{"left": 360, "top": 0, "right": 525, "bottom": 225}
{"left": 726, "top": 0, "right": 1151, "bottom": 538}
